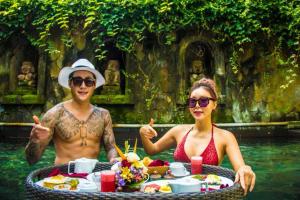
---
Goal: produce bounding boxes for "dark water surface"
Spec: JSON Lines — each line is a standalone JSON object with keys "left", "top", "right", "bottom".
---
{"left": 0, "top": 138, "right": 299, "bottom": 199}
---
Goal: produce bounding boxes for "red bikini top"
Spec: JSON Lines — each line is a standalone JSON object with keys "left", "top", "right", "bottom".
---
{"left": 173, "top": 125, "right": 219, "bottom": 165}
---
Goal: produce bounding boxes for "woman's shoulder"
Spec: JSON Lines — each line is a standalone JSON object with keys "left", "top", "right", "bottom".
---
{"left": 214, "top": 126, "right": 237, "bottom": 142}
{"left": 165, "top": 124, "right": 192, "bottom": 141}
{"left": 168, "top": 124, "right": 193, "bottom": 134}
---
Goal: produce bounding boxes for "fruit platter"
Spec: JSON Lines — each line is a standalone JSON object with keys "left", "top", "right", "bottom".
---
{"left": 141, "top": 174, "right": 233, "bottom": 193}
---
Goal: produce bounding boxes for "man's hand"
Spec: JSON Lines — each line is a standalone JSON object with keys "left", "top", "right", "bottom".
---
{"left": 25, "top": 115, "right": 51, "bottom": 165}
{"left": 139, "top": 118, "right": 158, "bottom": 139}
{"left": 235, "top": 165, "right": 256, "bottom": 196}
{"left": 30, "top": 115, "right": 50, "bottom": 143}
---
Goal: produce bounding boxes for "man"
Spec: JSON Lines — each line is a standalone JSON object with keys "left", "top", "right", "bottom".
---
{"left": 25, "top": 58, "right": 117, "bottom": 165}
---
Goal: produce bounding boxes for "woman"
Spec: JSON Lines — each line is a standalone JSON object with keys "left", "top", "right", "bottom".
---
{"left": 140, "top": 78, "right": 255, "bottom": 195}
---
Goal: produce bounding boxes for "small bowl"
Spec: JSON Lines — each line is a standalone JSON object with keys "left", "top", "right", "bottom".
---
{"left": 78, "top": 181, "right": 98, "bottom": 192}
{"left": 147, "top": 166, "right": 169, "bottom": 176}
{"left": 168, "top": 178, "right": 201, "bottom": 193}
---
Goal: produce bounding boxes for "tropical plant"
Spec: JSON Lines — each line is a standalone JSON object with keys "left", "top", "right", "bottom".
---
{"left": 0, "top": 0, "right": 299, "bottom": 72}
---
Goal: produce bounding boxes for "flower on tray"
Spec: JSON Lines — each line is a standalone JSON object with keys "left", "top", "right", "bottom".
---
{"left": 112, "top": 139, "right": 148, "bottom": 190}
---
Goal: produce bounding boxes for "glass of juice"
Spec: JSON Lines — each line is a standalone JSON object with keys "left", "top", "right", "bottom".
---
{"left": 191, "top": 156, "right": 203, "bottom": 174}
{"left": 100, "top": 170, "right": 116, "bottom": 192}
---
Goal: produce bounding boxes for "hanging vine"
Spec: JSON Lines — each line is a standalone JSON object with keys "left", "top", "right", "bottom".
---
{"left": 0, "top": 0, "right": 299, "bottom": 71}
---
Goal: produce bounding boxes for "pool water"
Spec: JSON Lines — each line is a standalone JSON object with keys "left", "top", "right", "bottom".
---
{"left": 0, "top": 138, "right": 300, "bottom": 200}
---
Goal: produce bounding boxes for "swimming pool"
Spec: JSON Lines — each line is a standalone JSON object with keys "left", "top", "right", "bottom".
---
{"left": 0, "top": 138, "right": 299, "bottom": 200}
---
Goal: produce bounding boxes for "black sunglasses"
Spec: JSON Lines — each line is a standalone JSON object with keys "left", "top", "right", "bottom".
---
{"left": 71, "top": 77, "right": 96, "bottom": 87}
{"left": 187, "top": 97, "right": 215, "bottom": 108}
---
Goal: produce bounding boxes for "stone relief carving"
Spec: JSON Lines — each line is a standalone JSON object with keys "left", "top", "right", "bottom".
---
{"left": 104, "top": 59, "right": 120, "bottom": 86}
{"left": 189, "top": 44, "right": 206, "bottom": 84}
{"left": 190, "top": 60, "right": 205, "bottom": 84}
{"left": 17, "top": 61, "right": 36, "bottom": 87}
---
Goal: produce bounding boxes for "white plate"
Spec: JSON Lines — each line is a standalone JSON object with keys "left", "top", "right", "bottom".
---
{"left": 140, "top": 180, "right": 170, "bottom": 192}
{"left": 187, "top": 175, "right": 234, "bottom": 187}
{"left": 35, "top": 179, "right": 44, "bottom": 187}
{"left": 141, "top": 175, "right": 234, "bottom": 192}
{"left": 172, "top": 171, "right": 190, "bottom": 177}
{"left": 219, "top": 176, "right": 233, "bottom": 186}
{"left": 35, "top": 177, "right": 90, "bottom": 192}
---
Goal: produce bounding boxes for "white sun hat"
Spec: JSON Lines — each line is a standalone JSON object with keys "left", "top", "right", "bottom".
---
{"left": 58, "top": 58, "right": 105, "bottom": 89}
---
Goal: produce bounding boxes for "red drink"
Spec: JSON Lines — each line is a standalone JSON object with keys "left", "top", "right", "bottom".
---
{"left": 101, "top": 170, "right": 116, "bottom": 192}
{"left": 191, "top": 156, "right": 203, "bottom": 174}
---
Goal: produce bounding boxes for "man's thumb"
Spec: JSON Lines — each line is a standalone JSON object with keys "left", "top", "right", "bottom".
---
{"left": 33, "top": 115, "right": 40, "bottom": 124}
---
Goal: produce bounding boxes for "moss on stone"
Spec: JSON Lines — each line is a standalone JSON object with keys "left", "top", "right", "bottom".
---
{"left": 91, "top": 95, "right": 133, "bottom": 104}
{"left": 0, "top": 95, "right": 44, "bottom": 104}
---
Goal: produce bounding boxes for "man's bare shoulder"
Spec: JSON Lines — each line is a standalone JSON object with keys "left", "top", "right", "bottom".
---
{"left": 43, "top": 102, "right": 64, "bottom": 116}
{"left": 93, "top": 106, "right": 109, "bottom": 113}
{"left": 41, "top": 102, "right": 65, "bottom": 125}
{"left": 93, "top": 106, "right": 111, "bottom": 118}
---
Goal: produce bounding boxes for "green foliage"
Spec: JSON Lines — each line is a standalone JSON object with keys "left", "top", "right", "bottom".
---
{"left": 123, "top": 65, "right": 158, "bottom": 109}
{"left": 229, "top": 48, "right": 240, "bottom": 74}
{"left": 0, "top": 0, "right": 299, "bottom": 63}
{"left": 278, "top": 54, "right": 299, "bottom": 90}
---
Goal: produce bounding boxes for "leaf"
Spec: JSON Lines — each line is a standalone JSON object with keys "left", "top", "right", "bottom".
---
{"left": 124, "top": 140, "right": 130, "bottom": 154}
{"left": 133, "top": 138, "right": 137, "bottom": 154}
{"left": 113, "top": 143, "right": 126, "bottom": 160}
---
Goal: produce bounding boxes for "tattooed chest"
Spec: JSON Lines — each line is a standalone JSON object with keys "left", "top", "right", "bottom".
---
{"left": 55, "top": 120, "right": 104, "bottom": 140}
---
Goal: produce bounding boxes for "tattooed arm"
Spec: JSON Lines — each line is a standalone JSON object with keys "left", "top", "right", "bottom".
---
{"left": 25, "top": 133, "right": 50, "bottom": 165}
{"left": 25, "top": 108, "right": 56, "bottom": 165}
{"left": 102, "top": 110, "right": 117, "bottom": 162}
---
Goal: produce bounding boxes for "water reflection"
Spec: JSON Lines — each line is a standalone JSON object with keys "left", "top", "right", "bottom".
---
{"left": 0, "top": 138, "right": 299, "bottom": 200}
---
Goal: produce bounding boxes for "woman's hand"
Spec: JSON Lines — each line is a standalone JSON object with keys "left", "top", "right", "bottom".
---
{"left": 235, "top": 165, "right": 256, "bottom": 196}
{"left": 139, "top": 118, "right": 158, "bottom": 139}
{"left": 109, "top": 157, "right": 121, "bottom": 164}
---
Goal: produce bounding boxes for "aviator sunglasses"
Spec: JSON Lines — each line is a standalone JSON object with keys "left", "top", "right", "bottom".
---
{"left": 71, "top": 76, "right": 96, "bottom": 87}
{"left": 187, "top": 97, "right": 216, "bottom": 108}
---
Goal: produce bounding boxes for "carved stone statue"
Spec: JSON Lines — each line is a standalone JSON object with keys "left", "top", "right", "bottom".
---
{"left": 104, "top": 60, "right": 120, "bottom": 86}
{"left": 17, "top": 61, "right": 36, "bottom": 87}
{"left": 190, "top": 60, "right": 205, "bottom": 84}
{"left": 189, "top": 44, "right": 206, "bottom": 84}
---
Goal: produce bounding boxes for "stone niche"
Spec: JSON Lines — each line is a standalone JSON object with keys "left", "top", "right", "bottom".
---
{"left": 91, "top": 45, "right": 133, "bottom": 105}
{"left": 177, "top": 33, "right": 226, "bottom": 104}
{"left": 17, "top": 61, "right": 37, "bottom": 93}
{"left": 186, "top": 42, "right": 213, "bottom": 85}
{"left": 0, "top": 37, "right": 46, "bottom": 104}
{"left": 102, "top": 59, "right": 122, "bottom": 94}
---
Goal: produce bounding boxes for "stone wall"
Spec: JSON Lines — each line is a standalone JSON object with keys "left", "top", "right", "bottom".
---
{"left": 0, "top": 30, "right": 299, "bottom": 123}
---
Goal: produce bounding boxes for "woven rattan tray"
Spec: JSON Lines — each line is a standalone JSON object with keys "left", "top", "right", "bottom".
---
{"left": 25, "top": 162, "right": 244, "bottom": 200}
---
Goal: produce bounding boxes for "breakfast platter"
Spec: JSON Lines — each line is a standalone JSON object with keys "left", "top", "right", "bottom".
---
{"left": 26, "top": 162, "right": 244, "bottom": 200}
{"left": 141, "top": 174, "right": 233, "bottom": 193}
{"left": 35, "top": 172, "right": 233, "bottom": 194}
{"left": 33, "top": 154, "right": 234, "bottom": 194}
{"left": 35, "top": 175, "right": 98, "bottom": 192}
